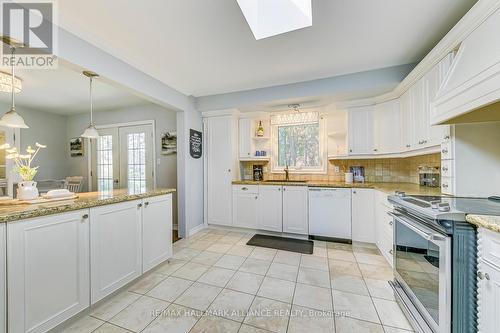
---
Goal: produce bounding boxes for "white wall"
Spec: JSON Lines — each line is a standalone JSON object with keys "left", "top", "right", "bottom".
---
{"left": 2, "top": 103, "right": 69, "bottom": 181}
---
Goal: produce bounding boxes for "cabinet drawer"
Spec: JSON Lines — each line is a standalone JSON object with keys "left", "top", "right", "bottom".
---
{"left": 441, "top": 140, "right": 454, "bottom": 160}
{"left": 441, "top": 177, "right": 454, "bottom": 195}
{"left": 481, "top": 228, "right": 500, "bottom": 269}
{"left": 233, "top": 185, "right": 258, "bottom": 194}
{"left": 440, "top": 159, "right": 454, "bottom": 178}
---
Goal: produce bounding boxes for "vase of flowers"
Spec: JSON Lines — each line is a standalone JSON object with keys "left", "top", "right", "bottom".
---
{"left": 0, "top": 142, "right": 46, "bottom": 200}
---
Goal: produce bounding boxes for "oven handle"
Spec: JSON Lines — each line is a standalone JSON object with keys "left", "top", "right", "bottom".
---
{"left": 388, "top": 211, "right": 446, "bottom": 242}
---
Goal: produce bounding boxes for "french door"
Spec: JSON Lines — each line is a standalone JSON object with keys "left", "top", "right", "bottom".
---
{"left": 91, "top": 124, "right": 154, "bottom": 192}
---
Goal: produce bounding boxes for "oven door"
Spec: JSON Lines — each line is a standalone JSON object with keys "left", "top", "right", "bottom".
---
{"left": 390, "top": 210, "right": 451, "bottom": 333}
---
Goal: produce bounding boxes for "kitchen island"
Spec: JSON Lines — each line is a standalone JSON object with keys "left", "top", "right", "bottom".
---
{"left": 0, "top": 188, "right": 175, "bottom": 333}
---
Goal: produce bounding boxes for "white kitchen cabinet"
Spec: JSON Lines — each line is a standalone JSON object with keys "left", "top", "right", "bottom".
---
{"left": 400, "top": 90, "right": 414, "bottom": 151}
{"left": 374, "top": 190, "right": 394, "bottom": 266}
{"left": 410, "top": 79, "right": 428, "bottom": 148}
{"left": 90, "top": 200, "right": 142, "bottom": 304}
{"left": 374, "top": 99, "right": 401, "bottom": 154}
{"left": 282, "top": 186, "right": 308, "bottom": 235}
{"left": 204, "top": 116, "right": 238, "bottom": 226}
{"left": 258, "top": 185, "right": 283, "bottom": 232}
{"left": 348, "top": 105, "right": 375, "bottom": 155}
{"left": 233, "top": 185, "right": 259, "bottom": 229}
{"left": 8, "top": 210, "right": 90, "bottom": 333}
{"left": 142, "top": 194, "right": 173, "bottom": 273}
{"left": 351, "top": 188, "right": 375, "bottom": 243}
{"left": 478, "top": 228, "right": 500, "bottom": 333}
{"left": 0, "top": 224, "right": 5, "bottom": 333}
{"left": 239, "top": 118, "right": 252, "bottom": 159}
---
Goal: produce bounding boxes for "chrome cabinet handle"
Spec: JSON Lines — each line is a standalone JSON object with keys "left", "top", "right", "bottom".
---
{"left": 444, "top": 135, "right": 450, "bottom": 140}
{"left": 442, "top": 183, "right": 448, "bottom": 188}
{"left": 145, "top": 202, "right": 149, "bottom": 207}
{"left": 82, "top": 214, "right": 89, "bottom": 219}
{"left": 241, "top": 187, "right": 248, "bottom": 191}
{"left": 389, "top": 249, "right": 393, "bottom": 255}
{"left": 137, "top": 203, "right": 143, "bottom": 208}
{"left": 442, "top": 148, "right": 448, "bottom": 154}
{"left": 389, "top": 221, "right": 393, "bottom": 226}
{"left": 442, "top": 167, "right": 448, "bottom": 172}
{"left": 478, "top": 271, "right": 484, "bottom": 280}
{"left": 485, "top": 273, "right": 490, "bottom": 280}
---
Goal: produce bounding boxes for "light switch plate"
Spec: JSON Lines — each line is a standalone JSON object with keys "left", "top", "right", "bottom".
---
{"left": 334, "top": 166, "right": 340, "bottom": 173}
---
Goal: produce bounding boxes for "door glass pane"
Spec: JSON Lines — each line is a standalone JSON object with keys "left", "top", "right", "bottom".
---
{"left": 0, "top": 131, "right": 7, "bottom": 196}
{"left": 97, "top": 135, "right": 113, "bottom": 191}
{"left": 395, "top": 222, "right": 440, "bottom": 324}
{"left": 127, "top": 132, "right": 146, "bottom": 192}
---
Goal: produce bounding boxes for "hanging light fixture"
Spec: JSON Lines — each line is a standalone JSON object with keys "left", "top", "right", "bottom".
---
{"left": 81, "top": 71, "right": 99, "bottom": 139}
{"left": 0, "top": 47, "right": 29, "bottom": 128}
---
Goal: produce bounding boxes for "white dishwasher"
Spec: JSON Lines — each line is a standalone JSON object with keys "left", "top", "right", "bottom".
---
{"left": 308, "top": 188, "right": 352, "bottom": 240}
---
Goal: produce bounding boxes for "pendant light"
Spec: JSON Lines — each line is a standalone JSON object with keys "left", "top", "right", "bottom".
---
{"left": 81, "top": 71, "right": 99, "bottom": 139}
{"left": 0, "top": 47, "right": 29, "bottom": 128}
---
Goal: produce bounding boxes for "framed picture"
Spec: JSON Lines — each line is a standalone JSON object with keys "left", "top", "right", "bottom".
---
{"left": 161, "top": 131, "right": 177, "bottom": 155}
{"left": 70, "top": 137, "right": 84, "bottom": 157}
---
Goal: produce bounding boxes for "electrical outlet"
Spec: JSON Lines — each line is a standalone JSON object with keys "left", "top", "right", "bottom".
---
{"left": 334, "top": 165, "right": 340, "bottom": 173}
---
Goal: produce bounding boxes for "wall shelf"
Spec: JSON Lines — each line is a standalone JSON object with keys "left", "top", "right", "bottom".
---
{"left": 239, "top": 156, "right": 271, "bottom": 162}
{"left": 252, "top": 136, "right": 270, "bottom": 140}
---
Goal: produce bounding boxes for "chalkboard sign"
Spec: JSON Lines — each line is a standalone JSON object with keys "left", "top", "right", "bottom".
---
{"left": 189, "top": 129, "right": 202, "bottom": 159}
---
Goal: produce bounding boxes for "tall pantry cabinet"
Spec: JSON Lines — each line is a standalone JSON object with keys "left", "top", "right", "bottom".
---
{"left": 204, "top": 114, "right": 239, "bottom": 226}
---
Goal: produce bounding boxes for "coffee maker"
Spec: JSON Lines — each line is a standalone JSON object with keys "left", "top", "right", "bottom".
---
{"left": 253, "top": 165, "right": 263, "bottom": 181}
{"left": 418, "top": 166, "right": 440, "bottom": 187}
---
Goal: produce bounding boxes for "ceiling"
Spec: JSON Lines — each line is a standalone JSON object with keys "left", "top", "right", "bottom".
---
{"left": 58, "top": 0, "right": 477, "bottom": 97}
{"left": 0, "top": 64, "right": 149, "bottom": 115}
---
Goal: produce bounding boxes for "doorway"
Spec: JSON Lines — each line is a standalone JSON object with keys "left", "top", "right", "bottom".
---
{"left": 90, "top": 123, "right": 155, "bottom": 192}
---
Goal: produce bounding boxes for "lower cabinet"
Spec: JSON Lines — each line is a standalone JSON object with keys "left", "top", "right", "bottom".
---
{"left": 7, "top": 210, "right": 90, "bottom": 333}
{"left": 374, "top": 190, "right": 394, "bottom": 266}
{"left": 351, "top": 188, "right": 376, "bottom": 243}
{"left": 142, "top": 194, "right": 173, "bottom": 273}
{"left": 90, "top": 200, "right": 142, "bottom": 304}
{"left": 282, "top": 186, "right": 308, "bottom": 235}
{"left": 233, "top": 185, "right": 259, "bottom": 229}
{"left": 258, "top": 185, "right": 283, "bottom": 232}
{"left": 478, "top": 228, "right": 500, "bottom": 333}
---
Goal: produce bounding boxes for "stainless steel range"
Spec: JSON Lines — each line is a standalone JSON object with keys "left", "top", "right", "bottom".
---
{"left": 387, "top": 193, "right": 500, "bottom": 333}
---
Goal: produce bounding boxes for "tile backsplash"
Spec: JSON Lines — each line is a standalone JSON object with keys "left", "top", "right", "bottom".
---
{"left": 240, "top": 153, "right": 441, "bottom": 184}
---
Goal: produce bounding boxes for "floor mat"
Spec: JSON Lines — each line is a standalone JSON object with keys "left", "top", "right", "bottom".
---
{"left": 247, "top": 234, "right": 314, "bottom": 254}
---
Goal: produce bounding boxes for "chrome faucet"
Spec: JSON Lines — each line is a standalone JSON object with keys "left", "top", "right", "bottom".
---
{"left": 284, "top": 164, "right": 290, "bottom": 181}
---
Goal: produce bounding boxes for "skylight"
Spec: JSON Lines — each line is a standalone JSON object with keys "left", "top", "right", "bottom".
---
{"left": 237, "top": 0, "right": 312, "bottom": 40}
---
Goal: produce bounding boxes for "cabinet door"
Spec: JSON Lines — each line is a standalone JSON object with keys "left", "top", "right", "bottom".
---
{"left": 142, "top": 194, "right": 173, "bottom": 273}
{"left": 282, "top": 186, "right": 308, "bottom": 235}
{"left": 206, "top": 117, "right": 236, "bottom": 226}
{"left": 400, "top": 90, "right": 414, "bottom": 151}
{"left": 233, "top": 188, "right": 259, "bottom": 229}
{"left": 478, "top": 261, "right": 500, "bottom": 333}
{"left": 239, "top": 118, "right": 252, "bottom": 159}
{"left": 8, "top": 210, "right": 90, "bottom": 333}
{"left": 410, "top": 79, "right": 428, "bottom": 148}
{"left": 90, "top": 200, "right": 142, "bottom": 304}
{"left": 427, "top": 56, "right": 452, "bottom": 146}
{"left": 258, "top": 186, "right": 283, "bottom": 232}
{"left": 374, "top": 100, "right": 401, "bottom": 154}
{"left": 348, "top": 106, "right": 374, "bottom": 155}
{"left": 0, "top": 224, "right": 4, "bottom": 333}
{"left": 351, "top": 189, "right": 375, "bottom": 243}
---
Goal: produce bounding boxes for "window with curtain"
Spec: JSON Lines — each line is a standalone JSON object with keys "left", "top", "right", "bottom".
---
{"left": 271, "top": 111, "right": 326, "bottom": 173}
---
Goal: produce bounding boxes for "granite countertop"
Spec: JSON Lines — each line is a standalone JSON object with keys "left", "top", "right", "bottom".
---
{"left": 0, "top": 188, "right": 176, "bottom": 223}
{"left": 466, "top": 215, "right": 500, "bottom": 233}
{"left": 232, "top": 180, "right": 442, "bottom": 196}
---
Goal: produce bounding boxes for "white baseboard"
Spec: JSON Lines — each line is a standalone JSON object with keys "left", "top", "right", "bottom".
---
{"left": 188, "top": 223, "right": 207, "bottom": 237}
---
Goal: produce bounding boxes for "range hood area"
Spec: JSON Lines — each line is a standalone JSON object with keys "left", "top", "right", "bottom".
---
{"left": 432, "top": 4, "right": 500, "bottom": 125}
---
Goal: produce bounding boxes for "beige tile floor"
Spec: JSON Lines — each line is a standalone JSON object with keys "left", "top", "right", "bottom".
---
{"left": 58, "top": 228, "right": 414, "bottom": 333}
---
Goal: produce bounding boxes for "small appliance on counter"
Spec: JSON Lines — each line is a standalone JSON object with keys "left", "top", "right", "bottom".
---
{"left": 418, "top": 165, "right": 440, "bottom": 187}
{"left": 349, "top": 166, "right": 365, "bottom": 183}
{"left": 253, "top": 165, "right": 263, "bottom": 181}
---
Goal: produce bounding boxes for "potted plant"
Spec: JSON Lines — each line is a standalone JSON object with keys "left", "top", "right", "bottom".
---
{"left": 0, "top": 142, "right": 46, "bottom": 200}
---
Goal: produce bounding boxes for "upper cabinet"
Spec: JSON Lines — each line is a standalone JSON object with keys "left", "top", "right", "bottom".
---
{"left": 238, "top": 118, "right": 270, "bottom": 161}
{"left": 374, "top": 99, "right": 401, "bottom": 154}
{"left": 432, "top": 7, "right": 500, "bottom": 124}
{"left": 347, "top": 105, "right": 375, "bottom": 155}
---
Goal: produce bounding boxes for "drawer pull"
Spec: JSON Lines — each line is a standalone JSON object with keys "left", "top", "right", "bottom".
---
{"left": 241, "top": 187, "right": 248, "bottom": 191}
{"left": 442, "top": 148, "right": 448, "bottom": 154}
{"left": 442, "top": 183, "right": 448, "bottom": 188}
{"left": 137, "top": 203, "right": 143, "bottom": 208}
{"left": 145, "top": 202, "right": 149, "bottom": 207}
{"left": 389, "top": 221, "right": 393, "bottom": 226}
{"left": 442, "top": 167, "right": 448, "bottom": 172}
{"left": 82, "top": 214, "right": 89, "bottom": 219}
{"left": 389, "top": 249, "right": 393, "bottom": 255}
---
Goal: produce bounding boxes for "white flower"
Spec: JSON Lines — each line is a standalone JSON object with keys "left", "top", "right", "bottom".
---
{"left": 35, "top": 142, "right": 46, "bottom": 148}
{"left": 0, "top": 143, "right": 10, "bottom": 149}
{"left": 26, "top": 146, "right": 35, "bottom": 154}
{"left": 18, "top": 154, "right": 31, "bottom": 159}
